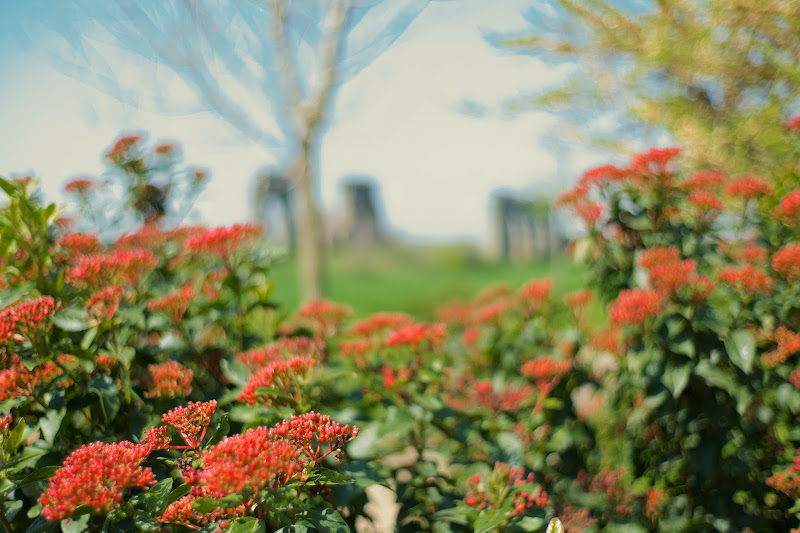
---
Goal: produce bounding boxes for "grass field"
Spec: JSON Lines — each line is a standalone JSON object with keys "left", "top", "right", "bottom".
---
{"left": 267, "top": 243, "right": 594, "bottom": 320}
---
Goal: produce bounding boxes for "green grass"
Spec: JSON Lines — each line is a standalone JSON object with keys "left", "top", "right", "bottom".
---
{"left": 267, "top": 243, "right": 592, "bottom": 320}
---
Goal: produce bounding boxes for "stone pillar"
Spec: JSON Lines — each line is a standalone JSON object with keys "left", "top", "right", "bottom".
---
{"left": 341, "top": 177, "right": 381, "bottom": 246}
{"left": 253, "top": 171, "right": 295, "bottom": 250}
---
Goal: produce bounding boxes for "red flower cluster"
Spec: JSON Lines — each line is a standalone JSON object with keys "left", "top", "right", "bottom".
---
{"left": 772, "top": 244, "right": 800, "bottom": 282}
{"left": 338, "top": 338, "right": 377, "bottom": 367}
{"left": 143, "top": 361, "right": 193, "bottom": 399}
{"left": 237, "top": 336, "right": 324, "bottom": 372}
{"left": 648, "top": 259, "right": 697, "bottom": 293}
{"left": 67, "top": 248, "right": 158, "bottom": 288}
{"left": 630, "top": 147, "right": 681, "bottom": 177}
{"left": 57, "top": 232, "right": 103, "bottom": 256}
{"left": 40, "top": 441, "right": 155, "bottom": 520}
{"left": 581, "top": 468, "right": 635, "bottom": 515}
{"left": 446, "top": 379, "right": 534, "bottom": 412}
{"left": 521, "top": 356, "right": 571, "bottom": 393}
{"left": 146, "top": 283, "right": 194, "bottom": 323}
{"left": 564, "top": 289, "right": 593, "bottom": 308}
{"left": 638, "top": 246, "right": 681, "bottom": 269}
{"left": 105, "top": 133, "right": 144, "bottom": 161}
{"left": 784, "top": 114, "right": 800, "bottom": 132}
{"left": 0, "top": 356, "right": 64, "bottom": 401}
{"left": 464, "top": 463, "right": 549, "bottom": 515}
{"left": 687, "top": 190, "right": 723, "bottom": 212}
{"left": 63, "top": 178, "right": 96, "bottom": 195}
{"left": 762, "top": 327, "right": 800, "bottom": 368}
{"left": 518, "top": 278, "right": 553, "bottom": 307}
{"left": 385, "top": 322, "right": 447, "bottom": 351}
{"left": 184, "top": 224, "right": 262, "bottom": 258}
{"left": 681, "top": 170, "right": 724, "bottom": 192}
{"left": 161, "top": 400, "right": 217, "bottom": 448}
{"left": 271, "top": 412, "right": 359, "bottom": 464}
{"left": 198, "top": 426, "right": 300, "bottom": 498}
{"left": 85, "top": 285, "right": 126, "bottom": 321}
{"left": 609, "top": 289, "right": 663, "bottom": 326}
{"left": 0, "top": 296, "right": 59, "bottom": 343}
{"left": 0, "top": 414, "right": 12, "bottom": 433}
{"left": 238, "top": 356, "right": 316, "bottom": 406}
{"left": 349, "top": 312, "right": 414, "bottom": 337}
{"left": 767, "top": 449, "right": 800, "bottom": 498}
{"left": 774, "top": 190, "right": 800, "bottom": 223}
{"left": 718, "top": 265, "right": 773, "bottom": 295}
{"left": 725, "top": 176, "right": 773, "bottom": 200}
{"left": 297, "top": 299, "right": 353, "bottom": 336}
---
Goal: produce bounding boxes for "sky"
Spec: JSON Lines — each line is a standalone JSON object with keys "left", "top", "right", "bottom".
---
{"left": 0, "top": 0, "right": 607, "bottom": 247}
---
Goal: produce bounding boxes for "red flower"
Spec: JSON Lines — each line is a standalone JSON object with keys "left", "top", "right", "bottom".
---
{"left": 85, "top": 285, "right": 126, "bottom": 321}
{"left": 609, "top": 289, "right": 663, "bottom": 326}
{"left": 146, "top": 283, "right": 194, "bottom": 323}
{"left": 762, "top": 327, "right": 800, "bottom": 368}
{"left": 153, "top": 141, "right": 176, "bottom": 155}
{"left": 271, "top": 412, "right": 359, "bottom": 464}
{"left": 198, "top": 426, "right": 300, "bottom": 498}
{"left": 638, "top": 246, "right": 682, "bottom": 270}
{"left": 349, "top": 312, "right": 414, "bottom": 337}
{"left": 184, "top": 224, "right": 262, "bottom": 258}
{"left": 57, "top": 232, "right": 103, "bottom": 256}
{"left": 772, "top": 244, "right": 800, "bottom": 282}
{"left": 564, "top": 289, "right": 593, "bottom": 308}
{"left": 521, "top": 356, "right": 571, "bottom": 390}
{"left": 648, "top": 259, "right": 696, "bottom": 293}
{"left": 160, "top": 400, "right": 217, "bottom": 448}
{"left": 297, "top": 299, "right": 352, "bottom": 336}
{"left": 784, "top": 114, "right": 800, "bottom": 132}
{"left": 105, "top": 133, "right": 144, "bottom": 160}
{"left": 687, "top": 190, "right": 723, "bottom": 212}
{"left": 0, "top": 296, "right": 60, "bottom": 344}
{"left": 519, "top": 278, "right": 553, "bottom": 303}
{"left": 629, "top": 147, "right": 681, "bottom": 176}
{"left": 238, "top": 356, "right": 316, "bottom": 406}
{"left": 681, "top": 170, "right": 724, "bottom": 192}
{"left": 718, "top": 265, "right": 773, "bottom": 295}
{"left": 143, "top": 361, "right": 193, "bottom": 399}
{"left": 385, "top": 322, "right": 447, "bottom": 350}
{"left": 67, "top": 248, "right": 158, "bottom": 289}
{"left": 774, "top": 190, "right": 800, "bottom": 223}
{"left": 725, "top": 176, "right": 773, "bottom": 199}
{"left": 40, "top": 441, "right": 155, "bottom": 520}
{"left": 237, "top": 337, "right": 324, "bottom": 372}
{"left": 63, "top": 178, "right": 96, "bottom": 195}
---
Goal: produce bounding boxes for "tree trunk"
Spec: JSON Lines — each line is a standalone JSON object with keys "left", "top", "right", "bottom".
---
{"left": 293, "top": 138, "right": 325, "bottom": 303}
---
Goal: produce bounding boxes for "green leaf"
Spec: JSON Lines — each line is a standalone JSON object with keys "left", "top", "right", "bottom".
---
{"left": 15, "top": 466, "right": 59, "bottom": 488}
{"left": 166, "top": 483, "right": 192, "bottom": 505}
{"left": 51, "top": 308, "right": 89, "bottom": 332}
{"left": 88, "top": 375, "right": 121, "bottom": 424}
{"left": 254, "top": 386, "right": 297, "bottom": 405}
{"left": 474, "top": 509, "right": 507, "bottom": 533}
{"left": 227, "top": 517, "right": 267, "bottom": 533}
{"left": 725, "top": 329, "right": 755, "bottom": 374}
{"left": 80, "top": 327, "right": 98, "bottom": 351}
{"left": 142, "top": 478, "right": 173, "bottom": 514}
{"left": 7, "top": 419, "right": 25, "bottom": 453}
{"left": 60, "top": 514, "right": 90, "bottom": 533}
{"left": 545, "top": 518, "right": 563, "bottom": 533}
{"left": 132, "top": 510, "right": 162, "bottom": 532}
{"left": 0, "top": 177, "right": 16, "bottom": 196}
{"left": 40, "top": 408, "right": 66, "bottom": 446}
{"left": 662, "top": 362, "right": 692, "bottom": 398}
{"left": 203, "top": 412, "right": 229, "bottom": 449}
{"left": 694, "top": 360, "right": 737, "bottom": 396}
{"left": 303, "top": 508, "right": 349, "bottom": 533}
{"left": 308, "top": 468, "right": 356, "bottom": 486}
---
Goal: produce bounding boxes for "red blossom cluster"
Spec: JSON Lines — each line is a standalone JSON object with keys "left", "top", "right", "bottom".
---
{"left": 579, "top": 468, "right": 634, "bottom": 515}
{"left": 718, "top": 265, "right": 773, "bottom": 295}
{"left": 784, "top": 114, "right": 800, "bottom": 132}
{"left": 237, "top": 336, "right": 324, "bottom": 372}
{"left": 160, "top": 400, "right": 217, "bottom": 448}
{"left": 85, "top": 285, "right": 126, "bottom": 321}
{"left": 518, "top": 278, "right": 553, "bottom": 310}
{"left": 645, "top": 487, "right": 665, "bottom": 519}
{"left": 762, "top": 327, "right": 800, "bottom": 368}
{"left": 349, "top": 312, "right": 414, "bottom": 337}
{"left": 648, "top": 259, "right": 697, "bottom": 293}
{"left": 297, "top": 299, "right": 353, "bottom": 336}
{"left": 67, "top": 248, "right": 158, "bottom": 288}
{"left": 238, "top": 356, "right": 316, "bottom": 406}
{"left": 0, "top": 355, "right": 65, "bottom": 401}
{"left": 184, "top": 223, "right": 262, "bottom": 258}
{"left": 774, "top": 190, "right": 800, "bottom": 223}
{"left": 198, "top": 426, "right": 300, "bottom": 498}
{"left": 609, "top": 289, "right": 663, "bottom": 326}
{"left": 57, "top": 232, "right": 103, "bottom": 256}
{"left": 767, "top": 450, "right": 800, "bottom": 498}
{"left": 0, "top": 296, "right": 59, "bottom": 344}
{"left": 143, "top": 361, "right": 193, "bottom": 399}
{"left": 146, "top": 283, "right": 194, "bottom": 323}
{"left": 338, "top": 338, "right": 377, "bottom": 368}
{"left": 386, "top": 322, "right": 447, "bottom": 351}
{"left": 638, "top": 246, "right": 682, "bottom": 269}
{"left": 464, "top": 463, "right": 549, "bottom": 516}
{"left": 521, "top": 356, "right": 571, "bottom": 395}
{"left": 63, "top": 177, "right": 97, "bottom": 195}
{"left": 564, "top": 289, "right": 593, "bottom": 308}
{"left": 630, "top": 147, "right": 681, "bottom": 177}
{"left": 687, "top": 190, "right": 723, "bottom": 212}
{"left": 772, "top": 244, "right": 800, "bottom": 282}
{"left": 0, "top": 414, "right": 12, "bottom": 433}
{"left": 39, "top": 441, "right": 155, "bottom": 520}
{"left": 105, "top": 133, "right": 144, "bottom": 161}
{"left": 681, "top": 170, "right": 724, "bottom": 192}
{"left": 446, "top": 378, "right": 534, "bottom": 412}
{"left": 725, "top": 175, "right": 773, "bottom": 199}
{"left": 591, "top": 325, "right": 624, "bottom": 355}
{"left": 271, "top": 411, "right": 359, "bottom": 464}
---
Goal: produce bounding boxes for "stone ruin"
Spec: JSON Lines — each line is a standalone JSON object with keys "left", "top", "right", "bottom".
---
{"left": 252, "top": 171, "right": 295, "bottom": 250}
{"left": 339, "top": 176, "right": 382, "bottom": 246}
{"left": 490, "top": 193, "right": 565, "bottom": 261}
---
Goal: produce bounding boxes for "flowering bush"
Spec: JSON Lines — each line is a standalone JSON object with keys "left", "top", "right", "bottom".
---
{"left": 7, "top": 130, "right": 800, "bottom": 532}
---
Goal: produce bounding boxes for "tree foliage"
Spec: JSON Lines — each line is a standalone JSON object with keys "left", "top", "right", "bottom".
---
{"left": 498, "top": 0, "right": 800, "bottom": 189}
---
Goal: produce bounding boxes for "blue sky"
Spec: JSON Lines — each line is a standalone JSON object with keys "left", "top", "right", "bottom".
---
{"left": 0, "top": 0, "right": 606, "bottom": 246}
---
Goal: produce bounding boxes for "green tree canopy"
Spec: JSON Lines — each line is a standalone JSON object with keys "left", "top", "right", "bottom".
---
{"left": 498, "top": 0, "right": 800, "bottom": 190}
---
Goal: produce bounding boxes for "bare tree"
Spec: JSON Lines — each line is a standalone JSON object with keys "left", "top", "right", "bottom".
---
{"left": 25, "top": 0, "right": 446, "bottom": 302}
